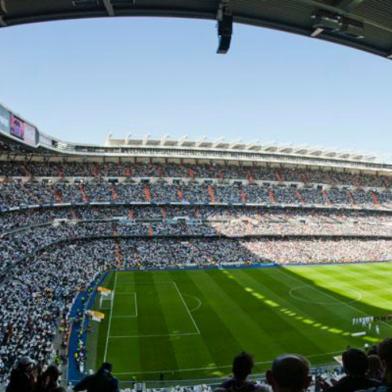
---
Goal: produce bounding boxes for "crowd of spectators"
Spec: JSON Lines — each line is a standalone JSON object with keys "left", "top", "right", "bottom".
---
{"left": 0, "top": 240, "right": 117, "bottom": 386}
{"left": 2, "top": 205, "right": 392, "bottom": 234}
{"left": 1, "top": 180, "right": 392, "bottom": 210}
{"left": 2, "top": 208, "right": 392, "bottom": 278}
{"left": 0, "top": 162, "right": 391, "bottom": 188}
{"left": 2, "top": 160, "right": 392, "bottom": 391}
{"left": 118, "top": 238, "right": 392, "bottom": 266}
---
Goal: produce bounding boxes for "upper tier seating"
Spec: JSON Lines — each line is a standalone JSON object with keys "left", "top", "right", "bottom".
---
{"left": 0, "top": 162, "right": 391, "bottom": 188}
{"left": 0, "top": 181, "right": 391, "bottom": 210}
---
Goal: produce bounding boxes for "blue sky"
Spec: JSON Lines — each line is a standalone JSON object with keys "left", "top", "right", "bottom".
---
{"left": 0, "top": 17, "right": 391, "bottom": 156}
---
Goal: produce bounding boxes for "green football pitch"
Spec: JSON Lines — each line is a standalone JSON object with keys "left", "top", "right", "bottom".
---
{"left": 88, "top": 263, "right": 392, "bottom": 382}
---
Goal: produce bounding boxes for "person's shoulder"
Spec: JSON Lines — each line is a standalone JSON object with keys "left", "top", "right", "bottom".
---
{"left": 219, "top": 379, "right": 235, "bottom": 388}
{"left": 215, "top": 379, "right": 236, "bottom": 392}
{"left": 358, "top": 384, "right": 392, "bottom": 392}
{"left": 365, "top": 378, "right": 383, "bottom": 388}
{"left": 83, "top": 374, "right": 96, "bottom": 382}
{"left": 215, "top": 380, "right": 265, "bottom": 392}
{"left": 325, "top": 380, "right": 345, "bottom": 392}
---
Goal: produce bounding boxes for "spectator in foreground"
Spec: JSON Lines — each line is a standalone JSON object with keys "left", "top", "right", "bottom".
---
{"left": 367, "top": 354, "right": 384, "bottom": 382}
{"left": 363, "top": 338, "right": 392, "bottom": 392}
{"left": 6, "top": 356, "right": 37, "bottom": 392}
{"left": 35, "top": 365, "right": 65, "bottom": 392}
{"left": 216, "top": 352, "right": 268, "bottom": 392}
{"left": 73, "top": 362, "right": 119, "bottom": 392}
{"left": 325, "top": 348, "right": 380, "bottom": 392}
{"left": 266, "top": 354, "right": 311, "bottom": 392}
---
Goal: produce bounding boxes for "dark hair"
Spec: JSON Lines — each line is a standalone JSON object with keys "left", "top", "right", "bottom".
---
{"left": 367, "top": 354, "right": 383, "bottom": 380}
{"left": 45, "top": 365, "right": 61, "bottom": 378}
{"left": 378, "top": 338, "right": 392, "bottom": 366}
{"left": 342, "top": 348, "right": 369, "bottom": 376}
{"left": 271, "top": 355, "right": 310, "bottom": 391}
{"left": 98, "top": 362, "right": 113, "bottom": 373}
{"left": 232, "top": 352, "right": 254, "bottom": 380}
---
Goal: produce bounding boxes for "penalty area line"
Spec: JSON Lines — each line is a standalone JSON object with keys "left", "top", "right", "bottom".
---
{"left": 112, "top": 292, "right": 138, "bottom": 318}
{"left": 172, "top": 281, "right": 201, "bottom": 334}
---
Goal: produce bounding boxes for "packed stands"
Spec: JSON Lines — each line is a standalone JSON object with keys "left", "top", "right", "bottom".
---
{"left": 2, "top": 114, "right": 392, "bottom": 390}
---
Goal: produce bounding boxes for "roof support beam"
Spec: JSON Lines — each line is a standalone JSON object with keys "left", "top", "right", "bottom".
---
{"left": 311, "top": 27, "right": 324, "bottom": 37}
{"left": 0, "top": 0, "right": 7, "bottom": 26}
{"left": 103, "top": 0, "right": 115, "bottom": 16}
{"left": 336, "top": 0, "right": 366, "bottom": 12}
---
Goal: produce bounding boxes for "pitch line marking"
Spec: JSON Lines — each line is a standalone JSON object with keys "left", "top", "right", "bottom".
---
{"left": 133, "top": 292, "right": 138, "bottom": 317}
{"left": 276, "top": 268, "right": 392, "bottom": 331}
{"left": 110, "top": 332, "right": 199, "bottom": 338}
{"left": 289, "top": 286, "right": 363, "bottom": 305}
{"left": 172, "top": 281, "right": 201, "bottom": 334}
{"left": 112, "top": 292, "right": 138, "bottom": 318}
{"left": 104, "top": 271, "right": 117, "bottom": 362}
{"left": 113, "top": 350, "right": 343, "bottom": 375}
{"left": 183, "top": 294, "right": 202, "bottom": 312}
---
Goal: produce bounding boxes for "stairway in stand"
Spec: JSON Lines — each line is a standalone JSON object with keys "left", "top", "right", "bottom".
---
{"left": 208, "top": 184, "right": 216, "bottom": 204}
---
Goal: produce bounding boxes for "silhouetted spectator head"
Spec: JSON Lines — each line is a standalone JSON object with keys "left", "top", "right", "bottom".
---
{"left": 17, "top": 356, "right": 35, "bottom": 371}
{"left": 367, "top": 354, "right": 383, "bottom": 381}
{"left": 266, "top": 354, "right": 310, "bottom": 392}
{"left": 45, "top": 365, "right": 61, "bottom": 379}
{"left": 232, "top": 352, "right": 254, "bottom": 381}
{"left": 98, "top": 362, "right": 113, "bottom": 374}
{"left": 367, "top": 345, "right": 378, "bottom": 356}
{"left": 36, "top": 364, "right": 63, "bottom": 392}
{"left": 379, "top": 338, "right": 392, "bottom": 369}
{"left": 7, "top": 357, "right": 37, "bottom": 392}
{"left": 342, "top": 348, "right": 369, "bottom": 376}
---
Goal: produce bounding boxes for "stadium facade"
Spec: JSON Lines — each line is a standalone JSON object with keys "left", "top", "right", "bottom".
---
{"left": 0, "top": 102, "right": 391, "bottom": 171}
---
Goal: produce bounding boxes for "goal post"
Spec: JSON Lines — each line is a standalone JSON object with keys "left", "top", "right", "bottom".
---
{"left": 98, "top": 287, "right": 113, "bottom": 309}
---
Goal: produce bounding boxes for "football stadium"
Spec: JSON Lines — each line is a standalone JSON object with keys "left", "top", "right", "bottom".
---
{"left": 1, "top": 1, "right": 392, "bottom": 392}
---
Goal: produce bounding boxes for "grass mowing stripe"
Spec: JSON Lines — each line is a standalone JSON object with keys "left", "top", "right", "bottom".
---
{"left": 250, "top": 268, "right": 357, "bottom": 324}
{"left": 240, "top": 268, "right": 357, "bottom": 353}
{"left": 104, "top": 271, "right": 117, "bottom": 362}
{"left": 286, "top": 265, "right": 392, "bottom": 339}
{"left": 92, "top": 264, "right": 392, "bottom": 382}
{"left": 290, "top": 265, "right": 392, "bottom": 312}
{"left": 136, "top": 271, "right": 180, "bottom": 376}
{"left": 280, "top": 267, "right": 392, "bottom": 335}
{"left": 211, "top": 269, "right": 328, "bottom": 358}
{"left": 196, "top": 270, "right": 287, "bottom": 359}
{"left": 171, "top": 270, "right": 245, "bottom": 378}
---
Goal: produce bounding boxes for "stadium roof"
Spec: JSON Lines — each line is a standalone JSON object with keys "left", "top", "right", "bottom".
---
{"left": 106, "top": 135, "right": 377, "bottom": 162}
{"left": 0, "top": 1, "right": 392, "bottom": 58}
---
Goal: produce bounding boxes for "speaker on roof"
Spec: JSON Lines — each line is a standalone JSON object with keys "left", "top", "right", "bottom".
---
{"left": 217, "top": 13, "right": 233, "bottom": 54}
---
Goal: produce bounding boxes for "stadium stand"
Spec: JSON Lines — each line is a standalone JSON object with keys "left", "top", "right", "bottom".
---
{"left": 2, "top": 103, "right": 392, "bottom": 391}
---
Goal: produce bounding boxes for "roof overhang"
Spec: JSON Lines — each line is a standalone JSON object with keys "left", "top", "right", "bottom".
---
{"left": 0, "top": 1, "right": 391, "bottom": 58}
